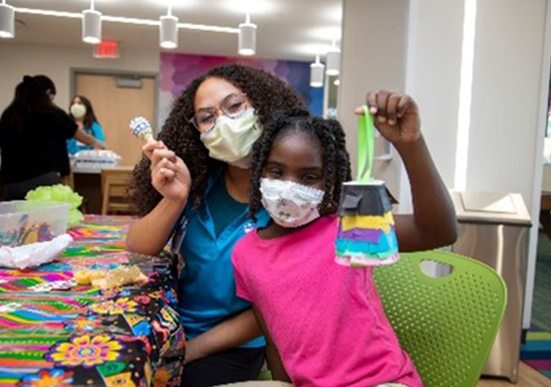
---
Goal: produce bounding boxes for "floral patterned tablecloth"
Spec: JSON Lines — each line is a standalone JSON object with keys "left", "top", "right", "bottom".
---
{"left": 0, "top": 215, "right": 185, "bottom": 387}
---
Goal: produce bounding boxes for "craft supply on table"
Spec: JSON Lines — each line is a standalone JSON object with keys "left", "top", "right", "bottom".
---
{"left": 72, "top": 149, "right": 122, "bottom": 170}
{"left": 335, "top": 105, "right": 400, "bottom": 267}
{"left": 0, "top": 234, "right": 73, "bottom": 270}
{"left": 25, "top": 184, "right": 84, "bottom": 228}
{"left": 0, "top": 201, "right": 70, "bottom": 247}
{"left": 74, "top": 265, "right": 148, "bottom": 289}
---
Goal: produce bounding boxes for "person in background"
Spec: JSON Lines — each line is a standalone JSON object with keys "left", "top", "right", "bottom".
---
{"left": 67, "top": 95, "right": 106, "bottom": 155}
{"left": 0, "top": 75, "right": 104, "bottom": 200}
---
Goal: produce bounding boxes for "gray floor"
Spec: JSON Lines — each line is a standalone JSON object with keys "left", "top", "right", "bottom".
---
{"left": 532, "top": 231, "right": 551, "bottom": 332}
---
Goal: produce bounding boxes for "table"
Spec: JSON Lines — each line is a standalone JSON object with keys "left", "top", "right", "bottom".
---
{"left": 0, "top": 215, "right": 185, "bottom": 386}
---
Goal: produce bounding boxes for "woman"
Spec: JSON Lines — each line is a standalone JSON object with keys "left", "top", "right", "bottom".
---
{"left": 127, "top": 64, "right": 457, "bottom": 386}
{"left": 0, "top": 75, "right": 104, "bottom": 200}
{"left": 67, "top": 95, "right": 106, "bottom": 155}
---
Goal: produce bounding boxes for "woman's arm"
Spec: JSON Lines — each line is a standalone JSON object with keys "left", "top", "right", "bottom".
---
{"left": 126, "top": 141, "right": 191, "bottom": 255}
{"left": 184, "top": 308, "right": 262, "bottom": 364}
{"left": 252, "top": 307, "right": 291, "bottom": 382}
{"left": 360, "top": 91, "right": 458, "bottom": 252}
{"left": 74, "top": 128, "right": 105, "bottom": 149}
{"left": 126, "top": 197, "right": 186, "bottom": 256}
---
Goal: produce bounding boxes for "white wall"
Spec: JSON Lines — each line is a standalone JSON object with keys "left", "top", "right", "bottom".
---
{"left": 338, "top": 0, "right": 408, "bottom": 198}
{"left": 339, "top": 0, "right": 551, "bottom": 328}
{"left": 467, "top": 0, "right": 546, "bottom": 202}
{"left": 405, "top": 0, "right": 464, "bottom": 190}
{"left": 0, "top": 42, "right": 159, "bottom": 113}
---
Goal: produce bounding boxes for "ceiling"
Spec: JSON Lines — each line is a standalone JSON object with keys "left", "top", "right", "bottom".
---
{"left": 4, "top": 0, "right": 343, "bottom": 61}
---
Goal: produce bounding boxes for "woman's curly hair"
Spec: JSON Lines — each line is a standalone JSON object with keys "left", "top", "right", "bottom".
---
{"left": 129, "top": 64, "right": 307, "bottom": 215}
{"left": 248, "top": 109, "right": 352, "bottom": 219}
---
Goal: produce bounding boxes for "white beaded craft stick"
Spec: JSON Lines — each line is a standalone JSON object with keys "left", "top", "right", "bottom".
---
{"left": 129, "top": 116, "right": 155, "bottom": 142}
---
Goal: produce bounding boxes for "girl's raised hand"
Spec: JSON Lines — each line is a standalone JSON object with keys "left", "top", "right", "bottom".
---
{"left": 355, "top": 90, "right": 421, "bottom": 146}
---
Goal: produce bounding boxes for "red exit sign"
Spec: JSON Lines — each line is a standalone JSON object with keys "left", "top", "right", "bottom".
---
{"left": 94, "top": 40, "right": 120, "bottom": 59}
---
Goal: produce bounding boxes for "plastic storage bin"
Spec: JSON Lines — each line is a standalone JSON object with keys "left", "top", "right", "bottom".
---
{"left": 0, "top": 201, "right": 70, "bottom": 247}
{"left": 72, "top": 150, "right": 121, "bottom": 171}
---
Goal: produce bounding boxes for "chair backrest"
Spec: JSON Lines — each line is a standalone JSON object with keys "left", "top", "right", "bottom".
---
{"left": 373, "top": 250, "right": 507, "bottom": 387}
{"left": 100, "top": 167, "right": 134, "bottom": 215}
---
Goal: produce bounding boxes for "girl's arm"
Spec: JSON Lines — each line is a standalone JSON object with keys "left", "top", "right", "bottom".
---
{"left": 126, "top": 141, "right": 191, "bottom": 256}
{"left": 359, "top": 91, "right": 458, "bottom": 252}
{"left": 184, "top": 309, "right": 263, "bottom": 364}
{"left": 252, "top": 307, "right": 291, "bottom": 383}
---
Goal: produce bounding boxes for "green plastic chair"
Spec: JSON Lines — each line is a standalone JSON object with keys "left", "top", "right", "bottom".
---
{"left": 373, "top": 250, "right": 507, "bottom": 387}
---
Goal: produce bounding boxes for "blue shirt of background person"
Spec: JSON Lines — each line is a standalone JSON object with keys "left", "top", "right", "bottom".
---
{"left": 66, "top": 95, "right": 106, "bottom": 155}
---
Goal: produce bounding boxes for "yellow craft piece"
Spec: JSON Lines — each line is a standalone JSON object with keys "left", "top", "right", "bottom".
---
{"left": 74, "top": 266, "right": 148, "bottom": 289}
{"left": 340, "top": 211, "right": 395, "bottom": 232}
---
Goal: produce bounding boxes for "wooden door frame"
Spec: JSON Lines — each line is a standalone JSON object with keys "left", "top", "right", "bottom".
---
{"left": 70, "top": 68, "right": 159, "bottom": 133}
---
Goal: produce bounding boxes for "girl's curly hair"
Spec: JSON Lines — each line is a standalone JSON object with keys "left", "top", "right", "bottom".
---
{"left": 129, "top": 64, "right": 307, "bottom": 216}
{"left": 248, "top": 109, "right": 352, "bottom": 219}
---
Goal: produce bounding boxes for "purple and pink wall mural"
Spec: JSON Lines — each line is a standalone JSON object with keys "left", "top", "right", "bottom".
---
{"left": 158, "top": 53, "right": 324, "bottom": 128}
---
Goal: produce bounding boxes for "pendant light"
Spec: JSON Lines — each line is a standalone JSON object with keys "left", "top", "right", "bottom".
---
{"left": 0, "top": 0, "right": 14, "bottom": 39}
{"left": 160, "top": 4, "right": 178, "bottom": 49}
{"left": 326, "top": 38, "right": 341, "bottom": 76}
{"left": 310, "top": 55, "right": 325, "bottom": 88}
{"left": 238, "top": 13, "right": 256, "bottom": 56}
{"left": 82, "top": 0, "right": 101, "bottom": 44}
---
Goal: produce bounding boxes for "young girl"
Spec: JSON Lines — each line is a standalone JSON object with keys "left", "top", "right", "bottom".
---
{"left": 232, "top": 94, "right": 456, "bottom": 386}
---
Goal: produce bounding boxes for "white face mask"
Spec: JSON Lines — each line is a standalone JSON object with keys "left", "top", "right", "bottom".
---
{"left": 260, "top": 178, "right": 325, "bottom": 228}
{"left": 70, "top": 104, "right": 87, "bottom": 119}
{"left": 200, "top": 108, "right": 262, "bottom": 168}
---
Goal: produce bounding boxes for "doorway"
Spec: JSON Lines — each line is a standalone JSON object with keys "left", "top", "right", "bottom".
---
{"left": 70, "top": 70, "right": 157, "bottom": 213}
{"left": 72, "top": 70, "right": 157, "bottom": 167}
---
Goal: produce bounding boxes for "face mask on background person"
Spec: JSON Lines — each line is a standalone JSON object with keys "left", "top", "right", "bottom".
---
{"left": 70, "top": 104, "right": 87, "bottom": 119}
{"left": 260, "top": 178, "right": 325, "bottom": 228}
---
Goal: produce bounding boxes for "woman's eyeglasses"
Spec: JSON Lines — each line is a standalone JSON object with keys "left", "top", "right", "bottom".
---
{"left": 190, "top": 93, "right": 249, "bottom": 133}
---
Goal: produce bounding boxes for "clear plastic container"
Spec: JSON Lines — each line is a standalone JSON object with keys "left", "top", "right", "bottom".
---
{"left": 0, "top": 201, "right": 70, "bottom": 247}
{"left": 72, "top": 150, "right": 121, "bottom": 170}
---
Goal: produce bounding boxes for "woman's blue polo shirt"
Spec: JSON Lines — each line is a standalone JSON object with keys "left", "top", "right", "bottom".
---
{"left": 172, "top": 173, "right": 269, "bottom": 348}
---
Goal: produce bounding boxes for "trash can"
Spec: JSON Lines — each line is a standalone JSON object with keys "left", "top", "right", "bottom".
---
{"left": 449, "top": 191, "right": 531, "bottom": 383}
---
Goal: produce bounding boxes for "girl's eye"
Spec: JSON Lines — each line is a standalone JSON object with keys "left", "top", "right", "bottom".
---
{"left": 302, "top": 174, "right": 322, "bottom": 184}
{"left": 265, "top": 168, "right": 282, "bottom": 178}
